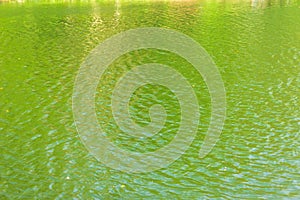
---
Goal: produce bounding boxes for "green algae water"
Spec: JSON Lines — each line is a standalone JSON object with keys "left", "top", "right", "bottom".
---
{"left": 1, "top": 0, "right": 300, "bottom": 199}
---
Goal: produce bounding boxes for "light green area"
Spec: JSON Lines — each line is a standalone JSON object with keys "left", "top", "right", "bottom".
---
{"left": 1, "top": 1, "right": 299, "bottom": 199}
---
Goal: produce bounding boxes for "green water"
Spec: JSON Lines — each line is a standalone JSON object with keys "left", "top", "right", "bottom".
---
{"left": 1, "top": 0, "right": 300, "bottom": 199}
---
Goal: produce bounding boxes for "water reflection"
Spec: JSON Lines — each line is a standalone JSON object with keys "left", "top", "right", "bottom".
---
{"left": 1, "top": 0, "right": 299, "bottom": 199}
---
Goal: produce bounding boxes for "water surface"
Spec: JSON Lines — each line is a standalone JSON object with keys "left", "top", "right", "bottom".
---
{"left": 1, "top": 0, "right": 300, "bottom": 199}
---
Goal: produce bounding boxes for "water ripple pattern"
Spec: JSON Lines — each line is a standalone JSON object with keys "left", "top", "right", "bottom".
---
{"left": 1, "top": 1, "right": 299, "bottom": 199}
{"left": 72, "top": 27, "right": 226, "bottom": 173}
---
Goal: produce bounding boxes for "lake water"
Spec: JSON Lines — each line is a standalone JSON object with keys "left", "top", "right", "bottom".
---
{"left": 1, "top": 0, "right": 299, "bottom": 199}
